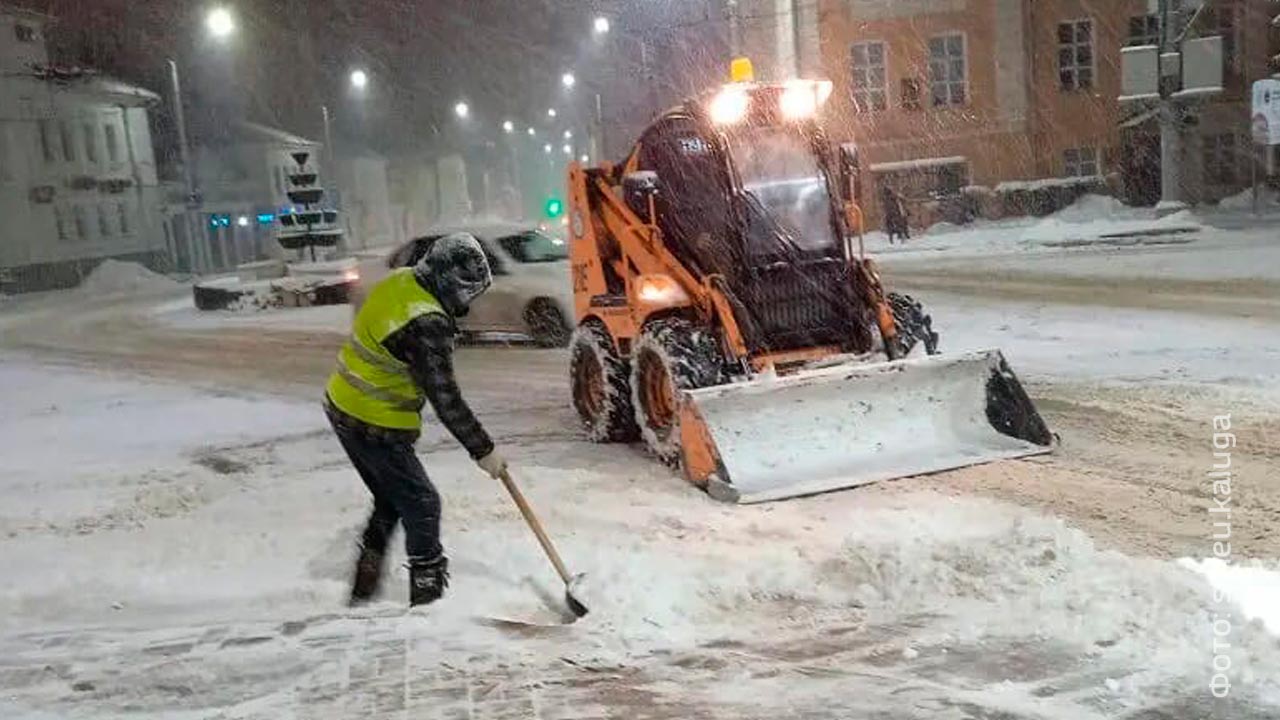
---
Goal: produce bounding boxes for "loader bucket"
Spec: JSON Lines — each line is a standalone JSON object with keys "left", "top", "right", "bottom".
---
{"left": 678, "top": 350, "right": 1053, "bottom": 504}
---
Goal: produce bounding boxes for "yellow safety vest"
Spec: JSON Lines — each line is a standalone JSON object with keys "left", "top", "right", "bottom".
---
{"left": 326, "top": 268, "right": 445, "bottom": 430}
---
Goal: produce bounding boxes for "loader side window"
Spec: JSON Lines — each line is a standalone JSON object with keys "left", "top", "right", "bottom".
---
{"left": 637, "top": 118, "right": 736, "bottom": 276}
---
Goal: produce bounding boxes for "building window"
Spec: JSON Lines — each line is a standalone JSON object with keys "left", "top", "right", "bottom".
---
{"left": 0, "top": 126, "right": 12, "bottom": 182}
{"left": 72, "top": 205, "right": 88, "bottom": 241}
{"left": 928, "top": 34, "right": 966, "bottom": 107}
{"left": 104, "top": 123, "right": 120, "bottom": 163}
{"left": 1127, "top": 15, "right": 1160, "bottom": 46}
{"left": 15, "top": 23, "right": 35, "bottom": 42}
{"left": 38, "top": 120, "right": 56, "bottom": 163}
{"left": 82, "top": 124, "right": 99, "bottom": 163}
{"left": 1058, "top": 20, "right": 1094, "bottom": 91}
{"left": 1202, "top": 134, "right": 1238, "bottom": 185}
{"left": 98, "top": 204, "right": 113, "bottom": 238}
{"left": 118, "top": 202, "right": 131, "bottom": 235}
{"left": 1201, "top": 4, "right": 1237, "bottom": 67}
{"left": 59, "top": 121, "right": 76, "bottom": 163}
{"left": 55, "top": 206, "right": 70, "bottom": 242}
{"left": 849, "top": 41, "right": 888, "bottom": 113}
{"left": 901, "top": 78, "right": 921, "bottom": 111}
{"left": 1063, "top": 147, "right": 1099, "bottom": 177}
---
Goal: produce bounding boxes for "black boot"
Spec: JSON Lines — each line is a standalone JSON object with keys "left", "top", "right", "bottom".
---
{"left": 408, "top": 555, "right": 449, "bottom": 606}
{"left": 349, "top": 544, "right": 386, "bottom": 606}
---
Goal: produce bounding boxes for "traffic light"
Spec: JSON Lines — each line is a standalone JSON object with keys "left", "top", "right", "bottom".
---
{"left": 544, "top": 196, "right": 564, "bottom": 219}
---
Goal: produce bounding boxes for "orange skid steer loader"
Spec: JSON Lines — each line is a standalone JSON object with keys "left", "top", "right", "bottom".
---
{"left": 565, "top": 72, "right": 1052, "bottom": 503}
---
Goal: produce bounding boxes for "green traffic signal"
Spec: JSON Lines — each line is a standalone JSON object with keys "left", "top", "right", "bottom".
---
{"left": 544, "top": 197, "right": 564, "bottom": 219}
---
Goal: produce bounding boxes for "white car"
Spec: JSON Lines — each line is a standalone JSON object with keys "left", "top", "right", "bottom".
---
{"left": 351, "top": 223, "right": 573, "bottom": 347}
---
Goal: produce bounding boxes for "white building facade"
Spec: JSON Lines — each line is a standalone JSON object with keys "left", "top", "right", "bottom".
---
{"left": 0, "top": 7, "right": 168, "bottom": 292}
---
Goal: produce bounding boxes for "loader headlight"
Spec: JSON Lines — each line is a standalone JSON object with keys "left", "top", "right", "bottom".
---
{"left": 635, "top": 274, "right": 690, "bottom": 307}
{"left": 779, "top": 79, "right": 834, "bottom": 120}
{"left": 709, "top": 86, "right": 750, "bottom": 125}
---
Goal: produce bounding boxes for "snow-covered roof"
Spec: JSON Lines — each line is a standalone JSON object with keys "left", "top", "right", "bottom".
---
{"left": 1171, "top": 86, "right": 1224, "bottom": 100}
{"left": 0, "top": 4, "right": 51, "bottom": 20}
{"left": 994, "top": 176, "right": 1103, "bottom": 192}
{"left": 869, "top": 156, "right": 967, "bottom": 173}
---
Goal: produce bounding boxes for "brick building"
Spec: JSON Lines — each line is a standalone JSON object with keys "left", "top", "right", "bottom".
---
{"left": 810, "top": 0, "right": 1276, "bottom": 224}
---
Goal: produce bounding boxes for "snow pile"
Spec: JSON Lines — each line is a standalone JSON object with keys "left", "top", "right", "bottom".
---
{"left": 1020, "top": 194, "right": 1200, "bottom": 244}
{"left": 1049, "top": 193, "right": 1134, "bottom": 222}
{"left": 1179, "top": 558, "right": 1280, "bottom": 636}
{"left": 78, "top": 260, "right": 181, "bottom": 297}
{"left": 1216, "top": 186, "right": 1279, "bottom": 211}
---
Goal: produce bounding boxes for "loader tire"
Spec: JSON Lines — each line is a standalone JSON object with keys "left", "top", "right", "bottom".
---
{"left": 631, "top": 318, "right": 723, "bottom": 466}
{"left": 888, "top": 292, "right": 940, "bottom": 356}
{"left": 525, "top": 298, "right": 570, "bottom": 348}
{"left": 570, "top": 321, "right": 638, "bottom": 442}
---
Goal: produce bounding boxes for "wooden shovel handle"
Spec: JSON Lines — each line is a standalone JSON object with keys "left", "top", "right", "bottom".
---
{"left": 497, "top": 469, "right": 572, "bottom": 585}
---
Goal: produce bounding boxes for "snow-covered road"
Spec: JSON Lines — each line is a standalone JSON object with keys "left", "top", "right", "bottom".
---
{"left": 2, "top": 358, "right": 1279, "bottom": 719}
{"left": 2, "top": 216, "right": 1279, "bottom": 718}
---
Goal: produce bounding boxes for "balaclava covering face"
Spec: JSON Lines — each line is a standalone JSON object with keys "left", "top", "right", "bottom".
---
{"left": 416, "top": 233, "right": 493, "bottom": 318}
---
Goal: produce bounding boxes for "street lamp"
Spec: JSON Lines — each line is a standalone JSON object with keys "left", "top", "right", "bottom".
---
{"left": 547, "top": 108, "right": 557, "bottom": 119}
{"left": 350, "top": 69, "right": 368, "bottom": 90}
{"left": 171, "top": 7, "right": 236, "bottom": 273}
{"left": 561, "top": 72, "right": 576, "bottom": 90}
{"left": 593, "top": 16, "right": 610, "bottom": 35}
{"left": 206, "top": 7, "right": 234, "bottom": 39}
{"left": 454, "top": 101, "right": 469, "bottom": 119}
{"left": 502, "top": 120, "right": 514, "bottom": 133}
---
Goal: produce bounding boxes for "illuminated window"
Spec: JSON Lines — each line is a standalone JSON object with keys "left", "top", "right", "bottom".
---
{"left": 928, "top": 34, "right": 966, "bottom": 107}
{"left": 849, "top": 41, "right": 887, "bottom": 113}
{"left": 1063, "top": 147, "right": 1099, "bottom": 177}
{"left": 1058, "top": 19, "right": 1094, "bottom": 91}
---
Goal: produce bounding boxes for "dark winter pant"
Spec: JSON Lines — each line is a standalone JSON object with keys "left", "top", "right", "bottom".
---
{"left": 330, "top": 419, "right": 443, "bottom": 564}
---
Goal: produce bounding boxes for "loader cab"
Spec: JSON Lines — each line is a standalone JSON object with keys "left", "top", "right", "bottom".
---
{"left": 634, "top": 114, "right": 738, "bottom": 277}
{"left": 630, "top": 85, "right": 868, "bottom": 354}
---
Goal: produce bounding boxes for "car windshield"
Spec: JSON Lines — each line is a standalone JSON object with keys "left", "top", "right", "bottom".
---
{"left": 495, "top": 231, "right": 568, "bottom": 263}
{"left": 728, "top": 127, "right": 838, "bottom": 255}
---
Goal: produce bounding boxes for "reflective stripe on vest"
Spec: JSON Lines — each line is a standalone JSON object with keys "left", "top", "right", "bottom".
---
{"left": 325, "top": 268, "right": 445, "bottom": 430}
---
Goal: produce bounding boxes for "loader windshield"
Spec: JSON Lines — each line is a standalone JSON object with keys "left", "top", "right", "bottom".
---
{"left": 729, "top": 128, "right": 838, "bottom": 257}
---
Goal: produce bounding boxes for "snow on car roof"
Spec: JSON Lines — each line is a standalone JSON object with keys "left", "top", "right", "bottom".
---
{"left": 420, "top": 221, "right": 538, "bottom": 239}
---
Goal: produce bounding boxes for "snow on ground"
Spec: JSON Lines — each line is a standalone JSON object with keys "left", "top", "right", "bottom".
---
{"left": 2, "top": 355, "right": 1280, "bottom": 717}
{"left": 925, "top": 291, "right": 1280, "bottom": 399}
{"left": 865, "top": 195, "right": 1280, "bottom": 282}
{"left": 150, "top": 296, "right": 351, "bottom": 333}
{"left": 77, "top": 259, "right": 183, "bottom": 297}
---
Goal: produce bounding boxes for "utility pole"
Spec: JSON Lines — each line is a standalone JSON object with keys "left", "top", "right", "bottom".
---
{"left": 1156, "top": 0, "right": 1187, "bottom": 215}
{"left": 168, "top": 59, "right": 207, "bottom": 273}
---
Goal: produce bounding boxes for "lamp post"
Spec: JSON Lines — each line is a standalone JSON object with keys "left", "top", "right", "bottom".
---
{"left": 169, "top": 6, "right": 235, "bottom": 274}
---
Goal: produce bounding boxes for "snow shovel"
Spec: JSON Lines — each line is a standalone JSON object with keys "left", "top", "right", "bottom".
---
{"left": 496, "top": 469, "right": 589, "bottom": 618}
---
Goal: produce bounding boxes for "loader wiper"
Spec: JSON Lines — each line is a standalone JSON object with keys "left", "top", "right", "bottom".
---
{"left": 739, "top": 189, "right": 808, "bottom": 261}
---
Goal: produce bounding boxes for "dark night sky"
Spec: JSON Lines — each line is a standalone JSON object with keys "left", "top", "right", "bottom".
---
{"left": 16, "top": 1, "right": 605, "bottom": 156}
{"left": 12, "top": 0, "right": 733, "bottom": 170}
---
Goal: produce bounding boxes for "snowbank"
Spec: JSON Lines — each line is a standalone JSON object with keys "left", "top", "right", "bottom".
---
{"left": 78, "top": 260, "right": 181, "bottom": 297}
{"left": 1216, "top": 186, "right": 1280, "bottom": 211}
{"left": 1179, "top": 558, "right": 1280, "bottom": 636}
